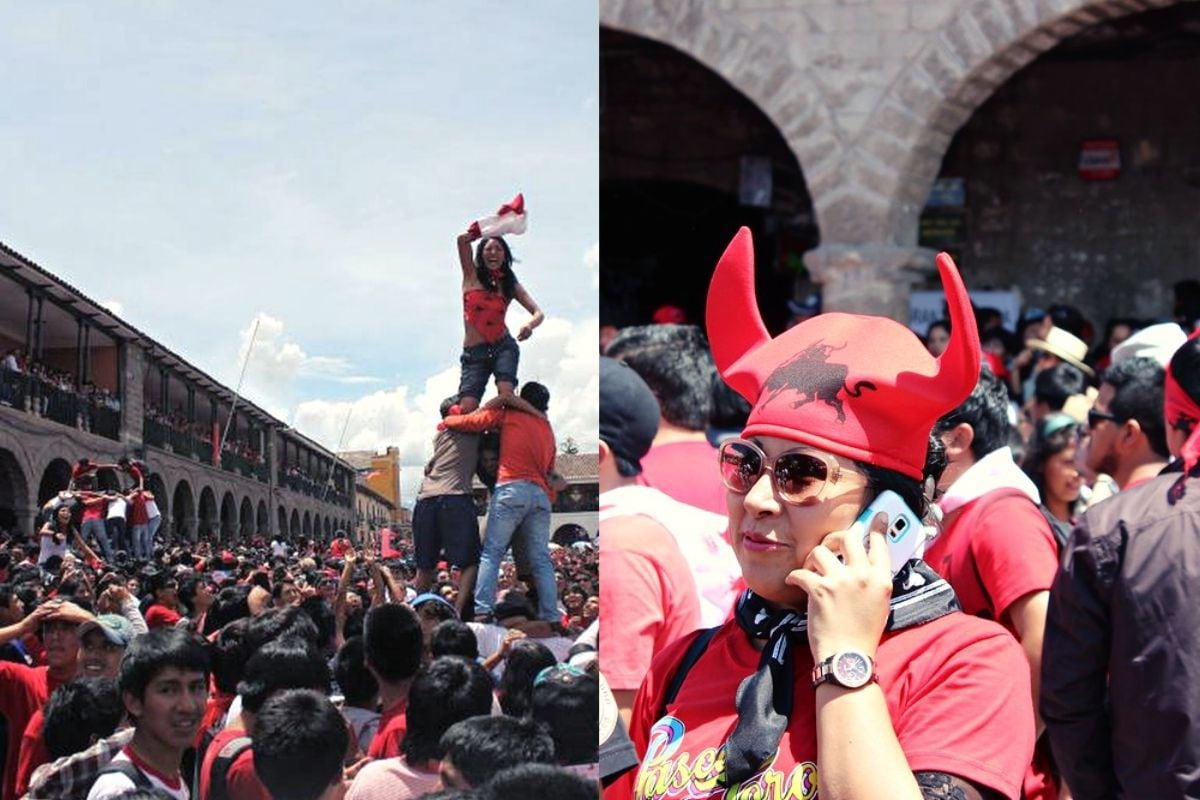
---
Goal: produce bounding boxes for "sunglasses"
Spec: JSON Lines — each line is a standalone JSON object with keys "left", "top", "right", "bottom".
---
{"left": 718, "top": 438, "right": 864, "bottom": 505}
{"left": 1087, "top": 409, "right": 1120, "bottom": 429}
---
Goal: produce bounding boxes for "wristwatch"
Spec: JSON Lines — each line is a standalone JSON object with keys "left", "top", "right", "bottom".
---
{"left": 811, "top": 650, "right": 877, "bottom": 689}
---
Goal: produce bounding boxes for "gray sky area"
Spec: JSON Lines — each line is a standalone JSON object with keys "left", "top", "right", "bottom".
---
{"left": 0, "top": 3, "right": 599, "bottom": 505}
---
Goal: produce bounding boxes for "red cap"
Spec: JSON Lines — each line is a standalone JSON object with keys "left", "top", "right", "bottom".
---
{"left": 651, "top": 304, "right": 688, "bottom": 325}
{"left": 706, "top": 228, "right": 981, "bottom": 479}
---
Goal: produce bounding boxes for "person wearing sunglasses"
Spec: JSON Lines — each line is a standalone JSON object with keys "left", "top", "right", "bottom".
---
{"left": 1080, "top": 355, "right": 1170, "bottom": 493}
{"left": 616, "top": 229, "right": 1034, "bottom": 800}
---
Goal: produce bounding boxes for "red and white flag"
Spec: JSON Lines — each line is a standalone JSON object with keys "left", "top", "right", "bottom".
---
{"left": 468, "top": 193, "right": 527, "bottom": 239}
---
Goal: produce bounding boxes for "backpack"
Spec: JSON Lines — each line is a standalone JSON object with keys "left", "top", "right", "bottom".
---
{"left": 204, "top": 735, "right": 253, "bottom": 800}
{"left": 96, "top": 759, "right": 155, "bottom": 792}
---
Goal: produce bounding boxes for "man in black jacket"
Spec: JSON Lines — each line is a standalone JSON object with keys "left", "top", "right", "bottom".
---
{"left": 1042, "top": 331, "right": 1200, "bottom": 799}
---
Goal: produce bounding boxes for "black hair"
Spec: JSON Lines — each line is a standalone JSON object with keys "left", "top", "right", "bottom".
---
{"left": 856, "top": 432, "right": 948, "bottom": 526}
{"left": 43, "top": 677, "right": 123, "bottom": 759}
{"left": 606, "top": 324, "right": 717, "bottom": 431}
{"left": 332, "top": 636, "right": 379, "bottom": 708}
{"left": 237, "top": 637, "right": 330, "bottom": 714}
{"left": 431, "top": 620, "right": 480, "bottom": 660}
{"left": 439, "top": 715, "right": 555, "bottom": 788}
{"left": 440, "top": 395, "right": 462, "bottom": 419}
{"left": 479, "top": 764, "right": 598, "bottom": 800}
{"left": 118, "top": 628, "right": 210, "bottom": 705}
{"left": 934, "top": 366, "right": 1014, "bottom": 462}
{"left": 177, "top": 574, "right": 205, "bottom": 617}
{"left": 245, "top": 605, "right": 321, "bottom": 652}
{"left": 708, "top": 377, "right": 751, "bottom": 434}
{"left": 403, "top": 657, "right": 494, "bottom": 764}
{"left": 1170, "top": 334, "right": 1200, "bottom": 434}
{"left": 473, "top": 237, "right": 517, "bottom": 300}
{"left": 252, "top": 689, "right": 348, "bottom": 800}
{"left": 211, "top": 617, "right": 253, "bottom": 695}
{"left": 1022, "top": 416, "right": 1081, "bottom": 502}
{"left": 497, "top": 639, "right": 557, "bottom": 718}
{"left": 531, "top": 667, "right": 598, "bottom": 766}
{"left": 203, "top": 584, "right": 251, "bottom": 636}
{"left": 297, "top": 596, "right": 337, "bottom": 652}
{"left": 1103, "top": 356, "right": 1169, "bottom": 458}
{"left": 519, "top": 382, "right": 550, "bottom": 413}
{"left": 363, "top": 603, "right": 423, "bottom": 682}
{"left": 1034, "top": 363, "right": 1088, "bottom": 411}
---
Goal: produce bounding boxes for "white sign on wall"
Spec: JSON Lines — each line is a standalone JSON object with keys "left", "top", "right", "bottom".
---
{"left": 909, "top": 289, "right": 1023, "bottom": 337}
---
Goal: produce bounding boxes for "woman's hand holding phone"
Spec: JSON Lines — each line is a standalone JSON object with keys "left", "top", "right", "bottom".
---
{"left": 788, "top": 514, "right": 893, "bottom": 663}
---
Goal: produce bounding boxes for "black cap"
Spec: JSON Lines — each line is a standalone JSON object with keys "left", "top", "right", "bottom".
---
{"left": 599, "top": 357, "right": 659, "bottom": 474}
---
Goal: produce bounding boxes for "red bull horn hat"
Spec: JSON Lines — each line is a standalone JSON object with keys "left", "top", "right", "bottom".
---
{"left": 706, "top": 228, "right": 981, "bottom": 480}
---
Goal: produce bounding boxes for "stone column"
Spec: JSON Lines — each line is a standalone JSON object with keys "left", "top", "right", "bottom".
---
{"left": 121, "top": 345, "right": 146, "bottom": 447}
{"left": 803, "top": 243, "right": 936, "bottom": 322}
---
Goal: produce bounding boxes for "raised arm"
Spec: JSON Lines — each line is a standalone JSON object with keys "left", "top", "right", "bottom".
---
{"left": 513, "top": 283, "right": 544, "bottom": 342}
{"left": 457, "top": 230, "right": 480, "bottom": 281}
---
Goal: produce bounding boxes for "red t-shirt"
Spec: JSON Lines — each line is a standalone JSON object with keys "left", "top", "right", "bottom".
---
{"left": 921, "top": 491, "right": 1060, "bottom": 800}
{"left": 198, "top": 727, "right": 269, "bottom": 800}
{"left": 13, "top": 707, "right": 49, "bottom": 797}
{"left": 367, "top": 698, "right": 408, "bottom": 759}
{"left": 128, "top": 492, "right": 150, "bottom": 525}
{"left": 923, "top": 492, "right": 1059, "bottom": 626}
{"left": 636, "top": 440, "right": 727, "bottom": 517}
{"left": 599, "top": 516, "right": 701, "bottom": 692}
{"left": 0, "top": 663, "right": 64, "bottom": 800}
{"left": 195, "top": 691, "right": 235, "bottom": 750}
{"left": 80, "top": 494, "right": 108, "bottom": 522}
{"left": 145, "top": 603, "right": 183, "bottom": 630}
{"left": 443, "top": 408, "right": 557, "bottom": 500}
{"left": 618, "top": 614, "right": 1035, "bottom": 800}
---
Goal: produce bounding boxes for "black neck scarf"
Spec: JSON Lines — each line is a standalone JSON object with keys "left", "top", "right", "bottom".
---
{"left": 722, "top": 559, "right": 960, "bottom": 786}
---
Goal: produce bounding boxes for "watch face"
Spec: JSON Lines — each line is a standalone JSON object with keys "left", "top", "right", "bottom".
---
{"left": 833, "top": 652, "right": 872, "bottom": 688}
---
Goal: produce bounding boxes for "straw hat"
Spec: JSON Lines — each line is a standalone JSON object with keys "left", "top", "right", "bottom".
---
{"left": 1027, "top": 326, "right": 1094, "bottom": 377}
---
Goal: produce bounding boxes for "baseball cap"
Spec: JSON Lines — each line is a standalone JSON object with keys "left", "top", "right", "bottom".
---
{"left": 411, "top": 592, "right": 456, "bottom": 614}
{"left": 599, "top": 357, "right": 659, "bottom": 475}
{"left": 78, "top": 614, "right": 136, "bottom": 647}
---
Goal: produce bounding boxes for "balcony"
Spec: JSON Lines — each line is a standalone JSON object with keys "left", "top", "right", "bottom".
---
{"left": 1, "top": 369, "right": 120, "bottom": 442}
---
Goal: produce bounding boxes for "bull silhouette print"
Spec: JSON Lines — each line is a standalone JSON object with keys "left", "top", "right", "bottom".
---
{"left": 760, "top": 342, "right": 877, "bottom": 422}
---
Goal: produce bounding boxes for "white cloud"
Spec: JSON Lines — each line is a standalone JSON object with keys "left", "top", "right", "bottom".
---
{"left": 584, "top": 241, "right": 598, "bottom": 289}
{"left": 289, "top": 315, "right": 598, "bottom": 507}
{"left": 100, "top": 298, "right": 124, "bottom": 317}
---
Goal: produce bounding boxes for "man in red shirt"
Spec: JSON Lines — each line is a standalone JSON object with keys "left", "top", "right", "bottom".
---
{"left": 0, "top": 599, "right": 89, "bottom": 800}
{"left": 144, "top": 573, "right": 183, "bottom": 629}
{"left": 926, "top": 368, "right": 1060, "bottom": 800}
{"left": 363, "top": 602, "right": 423, "bottom": 758}
{"left": 442, "top": 382, "right": 560, "bottom": 622}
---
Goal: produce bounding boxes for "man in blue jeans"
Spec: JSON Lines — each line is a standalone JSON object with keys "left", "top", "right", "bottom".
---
{"left": 442, "top": 383, "right": 560, "bottom": 622}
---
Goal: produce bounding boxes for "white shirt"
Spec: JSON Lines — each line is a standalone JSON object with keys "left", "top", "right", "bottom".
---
{"left": 86, "top": 749, "right": 189, "bottom": 800}
{"left": 105, "top": 497, "right": 128, "bottom": 520}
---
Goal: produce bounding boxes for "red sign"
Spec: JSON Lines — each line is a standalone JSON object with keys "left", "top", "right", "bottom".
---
{"left": 1079, "top": 139, "right": 1120, "bottom": 181}
{"left": 380, "top": 529, "right": 401, "bottom": 559}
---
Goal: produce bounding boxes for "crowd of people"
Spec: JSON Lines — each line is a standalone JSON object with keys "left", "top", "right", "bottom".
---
{"left": 597, "top": 227, "right": 1200, "bottom": 800}
{"left": 1, "top": 349, "right": 121, "bottom": 426}
{"left": 0, "top": 200, "right": 597, "bottom": 799}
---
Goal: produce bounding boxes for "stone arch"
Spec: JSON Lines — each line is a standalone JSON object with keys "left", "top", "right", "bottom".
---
{"left": 220, "top": 491, "right": 237, "bottom": 542}
{"left": 278, "top": 506, "right": 289, "bottom": 539}
{"left": 239, "top": 497, "right": 254, "bottom": 541}
{"left": 302, "top": 511, "right": 312, "bottom": 538}
{"left": 323, "top": 517, "right": 332, "bottom": 538}
{"left": 290, "top": 509, "right": 301, "bottom": 539}
{"left": 256, "top": 500, "right": 269, "bottom": 539}
{"left": 172, "top": 480, "right": 195, "bottom": 542}
{"left": 37, "top": 459, "right": 73, "bottom": 507}
{"left": 0, "top": 448, "right": 31, "bottom": 534}
{"left": 198, "top": 487, "right": 217, "bottom": 541}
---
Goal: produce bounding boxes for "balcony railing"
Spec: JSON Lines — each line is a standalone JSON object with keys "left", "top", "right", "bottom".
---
{"left": 144, "top": 417, "right": 168, "bottom": 449}
{"left": 1, "top": 370, "right": 120, "bottom": 442}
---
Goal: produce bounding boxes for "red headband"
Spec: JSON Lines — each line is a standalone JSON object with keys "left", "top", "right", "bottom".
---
{"left": 1164, "top": 327, "right": 1200, "bottom": 478}
{"left": 706, "top": 228, "right": 981, "bottom": 480}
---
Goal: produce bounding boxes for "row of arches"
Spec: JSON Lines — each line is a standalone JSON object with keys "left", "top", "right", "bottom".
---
{"left": 1, "top": 452, "right": 349, "bottom": 544}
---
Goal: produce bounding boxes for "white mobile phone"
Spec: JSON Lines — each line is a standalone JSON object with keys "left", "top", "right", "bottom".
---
{"left": 852, "top": 490, "right": 925, "bottom": 576}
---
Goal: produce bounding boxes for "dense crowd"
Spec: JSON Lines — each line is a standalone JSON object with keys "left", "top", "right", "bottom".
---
{"left": 597, "top": 230, "right": 1200, "bottom": 800}
{"left": 1, "top": 349, "right": 120, "bottom": 418}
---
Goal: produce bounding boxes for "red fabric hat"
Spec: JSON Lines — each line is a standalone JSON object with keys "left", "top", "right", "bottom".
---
{"left": 706, "top": 228, "right": 981, "bottom": 479}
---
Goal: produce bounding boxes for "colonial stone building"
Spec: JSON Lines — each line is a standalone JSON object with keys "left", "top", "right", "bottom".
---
{"left": 601, "top": 0, "right": 1200, "bottom": 333}
{"left": 0, "top": 241, "right": 357, "bottom": 543}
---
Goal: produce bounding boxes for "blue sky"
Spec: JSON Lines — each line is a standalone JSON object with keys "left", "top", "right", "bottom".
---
{"left": 0, "top": 3, "right": 599, "bottom": 503}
